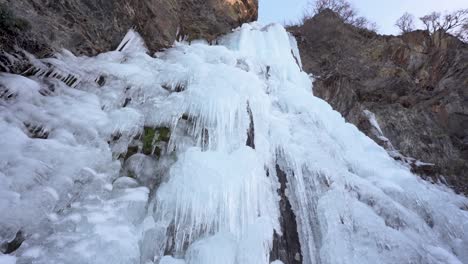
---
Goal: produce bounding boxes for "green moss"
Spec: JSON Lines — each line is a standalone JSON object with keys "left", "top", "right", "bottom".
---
{"left": 142, "top": 126, "right": 171, "bottom": 155}
{"left": 127, "top": 170, "right": 137, "bottom": 179}
{"left": 157, "top": 127, "right": 171, "bottom": 143}
{"left": 142, "top": 127, "right": 156, "bottom": 155}
{"left": 121, "top": 146, "right": 139, "bottom": 161}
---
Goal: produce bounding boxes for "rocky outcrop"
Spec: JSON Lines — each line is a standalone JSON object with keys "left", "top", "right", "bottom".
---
{"left": 289, "top": 10, "right": 468, "bottom": 193}
{"left": 0, "top": 0, "right": 257, "bottom": 71}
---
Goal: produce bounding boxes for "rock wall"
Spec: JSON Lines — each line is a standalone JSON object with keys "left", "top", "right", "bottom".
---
{"left": 0, "top": 0, "right": 257, "bottom": 71}
{"left": 289, "top": 10, "right": 468, "bottom": 193}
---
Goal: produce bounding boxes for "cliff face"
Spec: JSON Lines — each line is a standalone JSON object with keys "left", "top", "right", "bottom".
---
{"left": 0, "top": 0, "right": 257, "bottom": 71}
{"left": 290, "top": 10, "right": 468, "bottom": 193}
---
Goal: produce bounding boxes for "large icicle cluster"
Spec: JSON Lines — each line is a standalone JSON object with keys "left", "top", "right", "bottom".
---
{"left": 0, "top": 24, "right": 467, "bottom": 264}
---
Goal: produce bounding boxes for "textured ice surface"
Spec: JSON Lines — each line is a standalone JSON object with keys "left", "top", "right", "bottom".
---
{"left": 0, "top": 23, "right": 467, "bottom": 264}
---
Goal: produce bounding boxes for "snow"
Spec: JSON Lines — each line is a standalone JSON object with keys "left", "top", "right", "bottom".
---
{"left": 363, "top": 108, "right": 437, "bottom": 170}
{"left": 159, "top": 256, "right": 186, "bottom": 264}
{"left": 1, "top": 23, "right": 467, "bottom": 264}
{"left": 116, "top": 29, "right": 149, "bottom": 54}
{"left": 21, "top": 247, "right": 42, "bottom": 258}
{"left": 363, "top": 109, "right": 385, "bottom": 136}
{"left": 271, "top": 261, "right": 285, "bottom": 264}
{"left": 0, "top": 255, "right": 16, "bottom": 264}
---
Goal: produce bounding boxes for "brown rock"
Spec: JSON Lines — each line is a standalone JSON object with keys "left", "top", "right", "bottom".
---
{"left": 0, "top": 0, "right": 257, "bottom": 68}
{"left": 289, "top": 10, "right": 468, "bottom": 193}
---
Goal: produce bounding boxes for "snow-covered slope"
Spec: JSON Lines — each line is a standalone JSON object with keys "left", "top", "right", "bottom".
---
{"left": 0, "top": 24, "right": 467, "bottom": 264}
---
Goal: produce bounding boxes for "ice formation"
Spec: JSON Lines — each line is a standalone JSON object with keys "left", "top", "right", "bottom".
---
{"left": 0, "top": 23, "right": 467, "bottom": 264}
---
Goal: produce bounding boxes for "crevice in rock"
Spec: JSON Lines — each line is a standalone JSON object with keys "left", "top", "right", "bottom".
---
{"left": 0, "top": 230, "right": 25, "bottom": 254}
{"left": 24, "top": 65, "right": 81, "bottom": 88}
{"left": 291, "top": 50, "right": 302, "bottom": 71}
{"left": 163, "top": 222, "right": 193, "bottom": 258}
{"left": 117, "top": 39, "right": 130, "bottom": 52}
{"left": 0, "top": 84, "right": 17, "bottom": 101}
{"left": 265, "top": 65, "right": 271, "bottom": 79}
{"left": 270, "top": 165, "right": 302, "bottom": 264}
{"left": 163, "top": 223, "right": 177, "bottom": 256}
{"left": 161, "top": 81, "right": 186, "bottom": 93}
{"left": 122, "top": 97, "right": 131, "bottom": 107}
{"left": 246, "top": 102, "right": 255, "bottom": 149}
{"left": 96, "top": 75, "right": 106, "bottom": 86}
{"left": 24, "top": 122, "right": 49, "bottom": 139}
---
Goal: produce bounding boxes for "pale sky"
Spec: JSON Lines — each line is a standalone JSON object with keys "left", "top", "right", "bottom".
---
{"left": 259, "top": 0, "right": 468, "bottom": 35}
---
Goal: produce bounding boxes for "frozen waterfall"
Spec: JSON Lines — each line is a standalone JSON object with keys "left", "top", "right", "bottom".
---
{"left": 0, "top": 23, "right": 467, "bottom": 264}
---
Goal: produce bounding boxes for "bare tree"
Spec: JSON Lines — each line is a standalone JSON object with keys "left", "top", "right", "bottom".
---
{"left": 420, "top": 9, "right": 468, "bottom": 43}
{"left": 420, "top": 12, "right": 442, "bottom": 34}
{"left": 395, "top": 12, "right": 415, "bottom": 33}
{"left": 311, "top": 0, "right": 376, "bottom": 31}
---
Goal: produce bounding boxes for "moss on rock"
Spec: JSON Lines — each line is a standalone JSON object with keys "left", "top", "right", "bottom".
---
{"left": 142, "top": 126, "right": 171, "bottom": 156}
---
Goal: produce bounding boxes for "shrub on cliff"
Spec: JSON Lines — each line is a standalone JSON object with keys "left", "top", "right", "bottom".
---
{"left": 0, "top": 4, "right": 30, "bottom": 34}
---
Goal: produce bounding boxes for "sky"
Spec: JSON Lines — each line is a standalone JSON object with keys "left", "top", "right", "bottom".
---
{"left": 259, "top": 0, "right": 468, "bottom": 35}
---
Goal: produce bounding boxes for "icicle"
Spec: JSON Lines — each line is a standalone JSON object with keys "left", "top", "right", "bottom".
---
{"left": 1, "top": 23, "right": 467, "bottom": 264}
{"left": 116, "top": 29, "right": 149, "bottom": 54}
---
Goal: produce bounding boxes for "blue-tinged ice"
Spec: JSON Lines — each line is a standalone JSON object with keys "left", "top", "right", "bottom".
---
{"left": 0, "top": 24, "right": 467, "bottom": 264}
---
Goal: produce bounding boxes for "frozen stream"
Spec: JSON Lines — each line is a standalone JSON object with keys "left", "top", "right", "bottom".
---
{"left": 0, "top": 23, "right": 467, "bottom": 264}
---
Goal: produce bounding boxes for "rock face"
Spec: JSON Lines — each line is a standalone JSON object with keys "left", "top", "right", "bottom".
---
{"left": 0, "top": 0, "right": 257, "bottom": 70}
{"left": 270, "top": 166, "right": 302, "bottom": 264}
{"left": 289, "top": 10, "right": 468, "bottom": 193}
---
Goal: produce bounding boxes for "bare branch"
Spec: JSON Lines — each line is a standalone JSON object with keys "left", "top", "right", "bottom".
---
{"left": 420, "top": 12, "right": 440, "bottom": 35}
{"left": 395, "top": 12, "right": 415, "bottom": 33}
{"left": 311, "top": 0, "right": 376, "bottom": 31}
{"left": 420, "top": 9, "right": 468, "bottom": 40}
